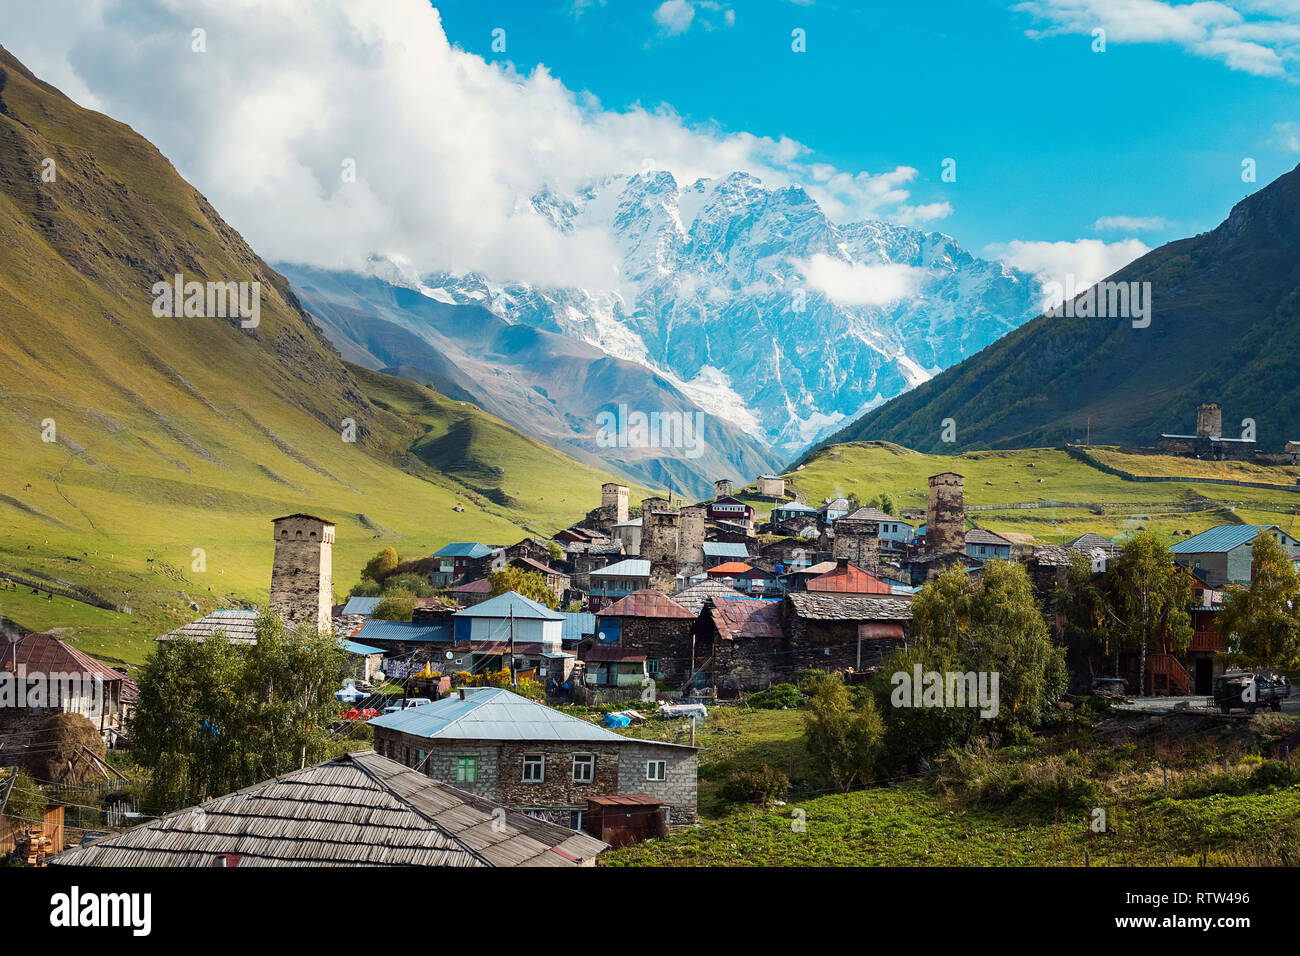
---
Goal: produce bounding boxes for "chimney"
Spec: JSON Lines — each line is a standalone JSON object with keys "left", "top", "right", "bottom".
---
{"left": 836, "top": 557, "right": 849, "bottom": 570}
{"left": 459, "top": 688, "right": 466, "bottom": 701}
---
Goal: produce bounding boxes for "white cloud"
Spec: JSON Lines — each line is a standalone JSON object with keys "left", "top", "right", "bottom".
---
{"left": 798, "top": 255, "right": 927, "bottom": 305}
{"left": 654, "top": 0, "right": 696, "bottom": 35}
{"left": 1274, "top": 121, "right": 1300, "bottom": 150}
{"left": 1093, "top": 214, "right": 1168, "bottom": 230}
{"left": 983, "top": 238, "right": 1151, "bottom": 308}
{"left": 1015, "top": 0, "right": 1300, "bottom": 77}
{"left": 0, "top": 0, "right": 938, "bottom": 290}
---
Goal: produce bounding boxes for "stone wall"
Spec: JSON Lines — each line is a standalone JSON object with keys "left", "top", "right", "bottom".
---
{"left": 677, "top": 506, "right": 707, "bottom": 571}
{"left": 832, "top": 517, "right": 881, "bottom": 572}
{"left": 372, "top": 729, "right": 696, "bottom": 823}
{"left": 600, "top": 483, "right": 630, "bottom": 528}
{"left": 617, "top": 617, "right": 696, "bottom": 685}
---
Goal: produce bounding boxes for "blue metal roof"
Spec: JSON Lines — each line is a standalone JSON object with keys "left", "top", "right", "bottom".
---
{"left": 560, "top": 611, "right": 596, "bottom": 642}
{"left": 341, "top": 640, "right": 386, "bottom": 656}
{"left": 433, "top": 542, "right": 495, "bottom": 558}
{"left": 1172, "top": 525, "right": 1276, "bottom": 555}
{"left": 353, "top": 620, "right": 452, "bottom": 643}
{"left": 341, "top": 596, "right": 382, "bottom": 616}
{"left": 368, "top": 687, "right": 694, "bottom": 747}
{"left": 453, "top": 591, "right": 564, "bottom": 621}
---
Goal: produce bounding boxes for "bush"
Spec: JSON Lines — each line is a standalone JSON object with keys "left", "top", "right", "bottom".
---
{"left": 748, "top": 684, "right": 803, "bottom": 710}
{"left": 1250, "top": 759, "right": 1299, "bottom": 790}
{"left": 372, "top": 587, "right": 416, "bottom": 622}
{"left": 720, "top": 764, "right": 790, "bottom": 806}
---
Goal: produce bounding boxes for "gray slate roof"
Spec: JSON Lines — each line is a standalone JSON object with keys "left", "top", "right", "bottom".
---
{"left": 158, "top": 609, "right": 258, "bottom": 644}
{"left": 50, "top": 750, "right": 606, "bottom": 867}
{"left": 369, "top": 688, "right": 694, "bottom": 748}
{"left": 786, "top": 592, "right": 913, "bottom": 621}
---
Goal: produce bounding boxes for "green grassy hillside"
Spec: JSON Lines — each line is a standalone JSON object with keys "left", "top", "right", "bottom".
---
{"left": 813, "top": 162, "right": 1300, "bottom": 455}
{"left": 0, "top": 46, "right": 648, "bottom": 666}
{"left": 787, "top": 442, "right": 1300, "bottom": 543}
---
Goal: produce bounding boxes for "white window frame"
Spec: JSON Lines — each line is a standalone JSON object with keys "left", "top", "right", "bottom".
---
{"left": 646, "top": 759, "right": 667, "bottom": 782}
{"left": 572, "top": 752, "right": 596, "bottom": 783}
{"left": 522, "top": 753, "right": 545, "bottom": 783}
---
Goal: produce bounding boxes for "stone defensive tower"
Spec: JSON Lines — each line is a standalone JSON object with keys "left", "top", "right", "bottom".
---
{"left": 713, "top": 478, "right": 733, "bottom": 499}
{"left": 677, "top": 504, "right": 707, "bottom": 571}
{"left": 269, "top": 514, "right": 335, "bottom": 633}
{"left": 600, "top": 482, "right": 630, "bottom": 527}
{"left": 641, "top": 498, "right": 682, "bottom": 592}
{"left": 926, "top": 473, "right": 965, "bottom": 556}
{"left": 1196, "top": 402, "right": 1222, "bottom": 439}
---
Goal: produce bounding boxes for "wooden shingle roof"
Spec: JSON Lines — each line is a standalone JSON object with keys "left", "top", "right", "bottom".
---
{"left": 51, "top": 750, "right": 606, "bottom": 868}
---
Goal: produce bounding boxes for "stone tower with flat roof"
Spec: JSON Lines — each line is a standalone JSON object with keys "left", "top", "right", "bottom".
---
{"left": 269, "top": 514, "right": 335, "bottom": 633}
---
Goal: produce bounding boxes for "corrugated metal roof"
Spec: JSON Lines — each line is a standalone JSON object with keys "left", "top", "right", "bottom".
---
{"left": 589, "top": 559, "right": 652, "bottom": 578}
{"left": 773, "top": 502, "right": 818, "bottom": 514}
{"left": 342, "top": 640, "right": 386, "bottom": 656}
{"left": 806, "top": 563, "right": 892, "bottom": 594}
{"left": 708, "top": 596, "right": 783, "bottom": 641}
{"left": 0, "top": 631, "right": 125, "bottom": 683}
{"left": 341, "top": 596, "right": 382, "bottom": 616}
{"left": 50, "top": 750, "right": 606, "bottom": 867}
{"left": 560, "top": 611, "right": 596, "bottom": 642}
{"left": 369, "top": 688, "right": 694, "bottom": 748}
{"left": 1172, "top": 525, "right": 1275, "bottom": 554}
{"left": 708, "top": 561, "right": 756, "bottom": 575}
{"left": 354, "top": 620, "right": 453, "bottom": 643}
{"left": 596, "top": 590, "right": 695, "bottom": 619}
{"left": 454, "top": 591, "right": 564, "bottom": 621}
{"left": 702, "top": 542, "right": 750, "bottom": 558}
{"left": 434, "top": 542, "right": 495, "bottom": 558}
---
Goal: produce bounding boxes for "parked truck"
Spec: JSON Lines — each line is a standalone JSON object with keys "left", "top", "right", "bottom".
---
{"left": 1213, "top": 670, "right": 1290, "bottom": 714}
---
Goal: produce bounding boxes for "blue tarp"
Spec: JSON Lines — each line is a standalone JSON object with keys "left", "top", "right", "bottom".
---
{"left": 602, "top": 713, "right": 632, "bottom": 728}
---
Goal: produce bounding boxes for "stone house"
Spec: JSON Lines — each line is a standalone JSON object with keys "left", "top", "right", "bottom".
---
{"left": 594, "top": 589, "right": 696, "bottom": 686}
{"left": 369, "top": 687, "right": 698, "bottom": 828}
{"left": 430, "top": 542, "right": 505, "bottom": 587}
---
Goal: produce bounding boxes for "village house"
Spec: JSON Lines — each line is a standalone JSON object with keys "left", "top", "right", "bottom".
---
{"left": 0, "top": 631, "right": 135, "bottom": 749}
{"left": 805, "top": 557, "right": 893, "bottom": 595}
{"left": 1172, "top": 525, "right": 1300, "bottom": 587}
{"left": 769, "top": 501, "right": 820, "bottom": 527}
{"left": 51, "top": 749, "right": 607, "bottom": 867}
{"left": 783, "top": 591, "right": 912, "bottom": 676}
{"left": 610, "top": 517, "right": 642, "bottom": 555}
{"left": 818, "top": 498, "right": 852, "bottom": 524}
{"left": 670, "top": 578, "right": 749, "bottom": 616}
{"left": 588, "top": 559, "right": 652, "bottom": 612}
{"left": 594, "top": 589, "right": 696, "bottom": 686}
{"left": 508, "top": 556, "right": 571, "bottom": 602}
{"left": 369, "top": 687, "right": 698, "bottom": 828}
{"left": 564, "top": 542, "right": 626, "bottom": 591}
{"left": 755, "top": 474, "right": 787, "bottom": 499}
{"left": 705, "top": 494, "right": 755, "bottom": 529}
{"left": 705, "top": 561, "right": 772, "bottom": 595}
{"left": 702, "top": 541, "right": 750, "bottom": 569}
{"left": 695, "top": 596, "right": 785, "bottom": 691}
{"left": 581, "top": 646, "right": 650, "bottom": 689}
{"left": 965, "top": 528, "right": 1013, "bottom": 561}
{"left": 450, "top": 577, "right": 493, "bottom": 607}
{"left": 430, "top": 542, "right": 505, "bottom": 587}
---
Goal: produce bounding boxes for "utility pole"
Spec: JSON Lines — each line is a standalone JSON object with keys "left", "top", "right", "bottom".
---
{"left": 509, "top": 604, "right": 516, "bottom": 687}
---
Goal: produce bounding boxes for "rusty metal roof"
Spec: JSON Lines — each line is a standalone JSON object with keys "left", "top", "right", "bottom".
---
{"left": 1, "top": 631, "right": 124, "bottom": 683}
{"left": 583, "top": 647, "right": 648, "bottom": 663}
{"left": 708, "top": 596, "right": 783, "bottom": 641}
{"left": 597, "top": 590, "right": 694, "bottom": 619}
{"left": 806, "top": 563, "right": 892, "bottom": 594}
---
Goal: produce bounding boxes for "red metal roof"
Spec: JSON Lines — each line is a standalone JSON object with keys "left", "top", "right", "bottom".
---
{"left": 587, "top": 794, "right": 662, "bottom": 807}
{"left": 707, "top": 561, "right": 756, "bottom": 576}
{"left": 806, "top": 562, "right": 892, "bottom": 594}
{"left": 596, "top": 590, "right": 694, "bottom": 619}
{"left": 452, "top": 578, "right": 493, "bottom": 593}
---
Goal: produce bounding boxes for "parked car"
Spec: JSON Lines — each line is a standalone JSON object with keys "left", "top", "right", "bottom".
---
{"left": 1213, "top": 670, "right": 1291, "bottom": 714}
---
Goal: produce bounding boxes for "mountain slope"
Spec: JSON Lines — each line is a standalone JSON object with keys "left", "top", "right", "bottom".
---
{"left": 811, "top": 165, "right": 1300, "bottom": 457}
{"left": 413, "top": 171, "right": 1042, "bottom": 454}
{"left": 280, "top": 264, "right": 778, "bottom": 498}
{"left": 0, "top": 46, "right": 647, "bottom": 660}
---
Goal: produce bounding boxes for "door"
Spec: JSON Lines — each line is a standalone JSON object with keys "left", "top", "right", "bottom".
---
{"left": 1195, "top": 658, "right": 1213, "bottom": 696}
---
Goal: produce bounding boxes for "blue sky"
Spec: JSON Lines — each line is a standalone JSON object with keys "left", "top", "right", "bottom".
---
{"left": 437, "top": 0, "right": 1300, "bottom": 264}
{"left": 7, "top": 0, "right": 1296, "bottom": 289}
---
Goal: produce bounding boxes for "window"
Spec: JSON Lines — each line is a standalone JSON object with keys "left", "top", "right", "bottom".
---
{"left": 457, "top": 756, "right": 478, "bottom": 784}
{"left": 522, "top": 754, "right": 545, "bottom": 782}
{"left": 646, "top": 759, "right": 667, "bottom": 782}
{"left": 572, "top": 753, "right": 595, "bottom": 783}
{"left": 648, "top": 658, "right": 661, "bottom": 678}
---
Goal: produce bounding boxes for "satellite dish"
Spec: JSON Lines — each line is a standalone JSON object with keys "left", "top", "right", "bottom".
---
{"left": 445, "top": 651, "right": 454, "bottom": 660}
